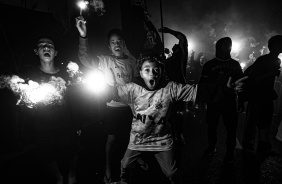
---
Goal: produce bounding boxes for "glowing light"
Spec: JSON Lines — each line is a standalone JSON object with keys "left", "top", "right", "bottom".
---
{"left": 77, "top": 1, "right": 89, "bottom": 15}
{"left": 77, "top": 1, "right": 88, "bottom": 10}
{"left": 27, "top": 83, "right": 56, "bottom": 104}
{"left": 83, "top": 70, "right": 106, "bottom": 93}
{"left": 279, "top": 53, "right": 282, "bottom": 67}
{"left": 240, "top": 62, "right": 246, "bottom": 69}
{"left": 278, "top": 53, "right": 282, "bottom": 60}
{"left": 188, "top": 41, "right": 194, "bottom": 52}
{"left": 1, "top": 75, "right": 67, "bottom": 108}
{"left": 67, "top": 61, "right": 83, "bottom": 84}
{"left": 231, "top": 41, "right": 241, "bottom": 53}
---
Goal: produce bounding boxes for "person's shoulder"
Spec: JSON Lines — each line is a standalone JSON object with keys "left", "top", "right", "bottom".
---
{"left": 229, "top": 58, "right": 241, "bottom": 65}
{"left": 126, "top": 54, "right": 136, "bottom": 64}
{"left": 202, "top": 58, "right": 214, "bottom": 67}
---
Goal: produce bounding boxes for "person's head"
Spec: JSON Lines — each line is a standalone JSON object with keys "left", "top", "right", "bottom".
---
{"left": 215, "top": 37, "right": 232, "bottom": 60}
{"left": 137, "top": 50, "right": 164, "bottom": 90}
{"left": 107, "top": 29, "right": 127, "bottom": 58}
{"left": 199, "top": 55, "right": 207, "bottom": 66}
{"left": 268, "top": 35, "right": 282, "bottom": 54}
{"left": 34, "top": 34, "right": 58, "bottom": 64}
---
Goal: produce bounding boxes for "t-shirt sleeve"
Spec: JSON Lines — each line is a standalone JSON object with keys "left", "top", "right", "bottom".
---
{"left": 170, "top": 82, "right": 197, "bottom": 102}
{"left": 116, "top": 83, "right": 133, "bottom": 104}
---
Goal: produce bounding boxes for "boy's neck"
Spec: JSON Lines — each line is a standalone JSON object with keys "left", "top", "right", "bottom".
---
{"left": 114, "top": 53, "right": 128, "bottom": 59}
{"left": 39, "top": 61, "right": 59, "bottom": 74}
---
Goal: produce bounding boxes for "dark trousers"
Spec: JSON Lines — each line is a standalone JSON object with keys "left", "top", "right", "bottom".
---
{"left": 205, "top": 102, "right": 238, "bottom": 152}
{"left": 120, "top": 148, "right": 182, "bottom": 184}
{"left": 242, "top": 101, "right": 274, "bottom": 151}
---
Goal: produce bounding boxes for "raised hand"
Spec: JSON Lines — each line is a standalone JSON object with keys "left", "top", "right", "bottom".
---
{"left": 75, "top": 16, "right": 87, "bottom": 38}
{"left": 227, "top": 76, "right": 248, "bottom": 92}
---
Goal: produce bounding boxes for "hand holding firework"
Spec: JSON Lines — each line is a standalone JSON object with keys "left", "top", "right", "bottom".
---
{"left": 75, "top": 16, "right": 87, "bottom": 38}
{"left": 66, "top": 61, "right": 107, "bottom": 94}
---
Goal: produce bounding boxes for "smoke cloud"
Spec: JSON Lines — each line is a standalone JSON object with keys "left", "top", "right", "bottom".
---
{"left": 147, "top": 0, "right": 282, "bottom": 60}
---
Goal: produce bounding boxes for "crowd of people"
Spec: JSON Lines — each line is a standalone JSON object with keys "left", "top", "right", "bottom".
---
{"left": 1, "top": 15, "right": 282, "bottom": 184}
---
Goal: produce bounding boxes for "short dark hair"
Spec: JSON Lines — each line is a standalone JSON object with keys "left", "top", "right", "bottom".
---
{"left": 216, "top": 37, "right": 232, "bottom": 52}
{"left": 107, "top": 29, "right": 125, "bottom": 42}
{"left": 268, "top": 35, "right": 282, "bottom": 52}
{"left": 136, "top": 50, "right": 164, "bottom": 71}
{"left": 33, "top": 33, "right": 57, "bottom": 49}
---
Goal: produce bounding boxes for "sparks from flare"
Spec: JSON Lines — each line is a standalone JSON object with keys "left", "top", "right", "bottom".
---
{"left": 1, "top": 75, "right": 67, "bottom": 108}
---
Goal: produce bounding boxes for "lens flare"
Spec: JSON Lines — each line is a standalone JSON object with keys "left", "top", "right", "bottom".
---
{"left": 83, "top": 70, "right": 106, "bottom": 93}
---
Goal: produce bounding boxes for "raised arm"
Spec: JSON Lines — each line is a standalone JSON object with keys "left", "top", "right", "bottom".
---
{"left": 75, "top": 17, "right": 99, "bottom": 68}
{"left": 159, "top": 27, "right": 188, "bottom": 83}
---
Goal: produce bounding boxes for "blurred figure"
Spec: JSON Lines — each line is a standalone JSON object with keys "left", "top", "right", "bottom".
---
{"left": 189, "top": 51, "right": 207, "bottom": 84}
{"left": 198, "top": 37, "right": 244, "bottom": 164}
{"left": 241, "top": 35, "right": 282, "bottom": 159}
{"left": 158, "top": 26, "right": 188, "bottom": 165}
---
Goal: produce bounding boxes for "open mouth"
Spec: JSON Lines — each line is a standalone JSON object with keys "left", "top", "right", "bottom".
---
{"left": 114, "top": 46, "right": 121, "bottom": 51}
{"left": 43, "top": 52, "right": 51, "bottom": 57}
{"left": 149, "top": 79, "right": 155, "bottom": 86}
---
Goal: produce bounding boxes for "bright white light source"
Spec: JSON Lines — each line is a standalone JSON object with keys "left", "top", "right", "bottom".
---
{"left": 278, "top": 53, "right": 282, "bottom": 67}
{"left": 278, "top": 53, "right": 282, "bottom": 60}
{"left": 240, "top": 62, "right": 246, "bottom": 70}
{"left": 83, "top": 70, "right": 106, "bottom": 93}
{"left": 231, "top": 41, "right": 241, "bottom": 53}
{"left": 188, "top": 41, "right": 194, "bottom": 52}
{"left": 28, "top": 83, "right": 56, "bottom": 104}
{"left": 77, "top": 1, "right": 88, "bottom": 10}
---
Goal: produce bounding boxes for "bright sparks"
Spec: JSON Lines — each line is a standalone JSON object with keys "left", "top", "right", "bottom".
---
{"left": 27, "top": 83, "right": 56, "bottom": 104}
{"left": 67, "top": 61, "right": 83, "bottom": 84}
{"left": 1, "top": 75, "right": 67, "bottom": 108}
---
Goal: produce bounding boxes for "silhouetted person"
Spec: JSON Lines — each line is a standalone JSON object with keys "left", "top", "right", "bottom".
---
{"left": 158, "top": 27, "right": 188, "bottom": 165}
{"left": 190, "top": 51, "right": 207, "bottom": 84}
{"left": 199, "top": 37, "right": 244, "bottom": 163}
{"left": 158, "top": 27, "right": 188, "bottom": 84}
{"left": 241, "top": 35, "right": 282, "bottom": 159}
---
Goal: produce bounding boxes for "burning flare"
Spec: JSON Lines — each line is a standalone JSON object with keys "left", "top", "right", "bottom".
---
{"left": 1, "top": 75, "right": 67, "bottom": 108}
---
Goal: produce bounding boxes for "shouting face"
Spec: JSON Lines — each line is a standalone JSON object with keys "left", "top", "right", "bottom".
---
{"left": 35, "top": 38, "right": 57, "bottom": 63}
{"left": 108, "top": 34, "right": 126, "bottom": 58}
{"left": 140, "top": 60, "right": 162, "bottom": 90}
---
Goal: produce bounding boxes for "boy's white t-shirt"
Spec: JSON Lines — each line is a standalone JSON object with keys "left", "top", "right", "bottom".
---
{"left": 117, "top": 81, "right": 197, "bottom": 151}
{"left": 97, "top": 55, "right": 138, "bottom": 107}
